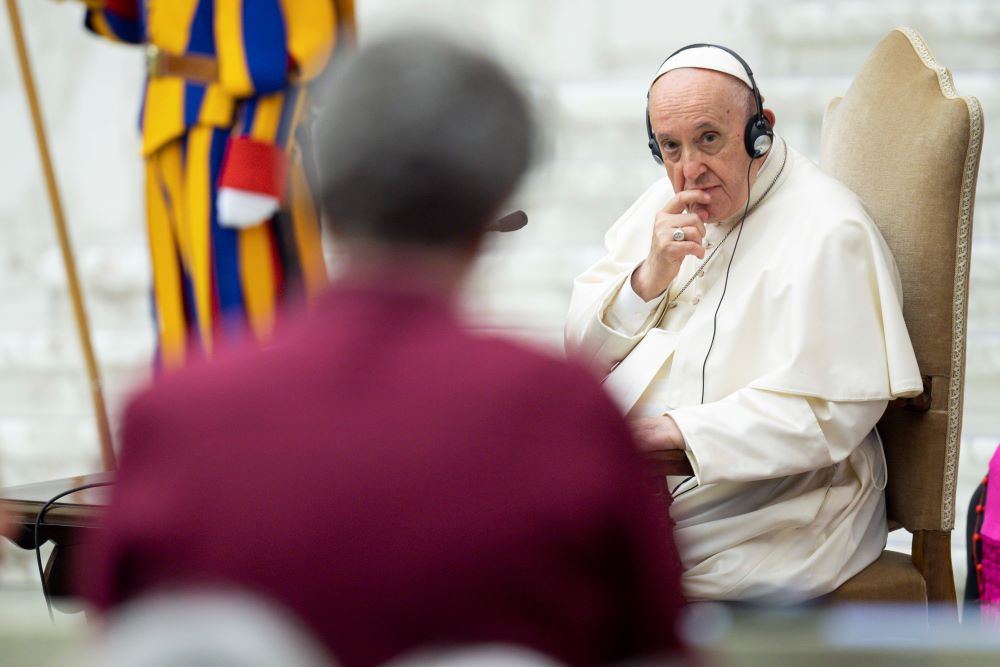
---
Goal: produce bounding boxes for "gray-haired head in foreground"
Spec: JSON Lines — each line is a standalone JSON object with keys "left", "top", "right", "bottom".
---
{"left": 315, "top": 34, "right": 534, "bottom": 247}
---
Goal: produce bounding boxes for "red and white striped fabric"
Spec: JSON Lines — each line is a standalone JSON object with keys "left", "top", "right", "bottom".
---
{"left": 217, "top": 136, "right": 289, "bottom": 229}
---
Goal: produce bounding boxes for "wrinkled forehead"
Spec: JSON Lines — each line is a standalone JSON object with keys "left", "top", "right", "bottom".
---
{"left": 648, "top": 68, "right": 746, "bottom": 113}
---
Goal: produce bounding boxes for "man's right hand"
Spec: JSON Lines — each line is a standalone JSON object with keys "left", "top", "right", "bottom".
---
{"left": 631, "top": 190, "right": 710, "bottom": 301}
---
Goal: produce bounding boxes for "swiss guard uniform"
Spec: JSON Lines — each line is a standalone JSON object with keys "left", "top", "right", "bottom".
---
{"left": 84, "top": 0, "right": 355, "bottom": 369}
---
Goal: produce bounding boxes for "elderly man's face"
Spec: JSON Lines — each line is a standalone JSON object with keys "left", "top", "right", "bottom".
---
{"left": 648, "top": 69, "right": 759, "bottom": 223}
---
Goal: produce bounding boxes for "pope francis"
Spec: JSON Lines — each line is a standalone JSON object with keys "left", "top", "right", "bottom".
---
{"left": 565, "top": 44, "right": 923, "bottom": 602}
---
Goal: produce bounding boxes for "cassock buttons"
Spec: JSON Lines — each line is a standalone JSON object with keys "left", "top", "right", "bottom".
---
{"left": 705, "top": 241, "right": 713, "bottom": 249}
{"left": 692, "top": 297, "right": 700, "bottom": 305}
{"left": 668, "top": 302, "right": 678, "bottom": 309}
{"left": 698, "top": 269, "right": 705, "bottom": 278}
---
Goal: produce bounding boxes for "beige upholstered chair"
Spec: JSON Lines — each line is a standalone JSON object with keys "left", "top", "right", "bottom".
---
{"left": 822, "top": 28, "right": 984, "bottom": 604}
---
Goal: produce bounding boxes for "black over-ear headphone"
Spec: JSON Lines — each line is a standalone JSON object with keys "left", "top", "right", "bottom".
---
{"left": 645, "top": 43, "right": 773, "bottom": 164}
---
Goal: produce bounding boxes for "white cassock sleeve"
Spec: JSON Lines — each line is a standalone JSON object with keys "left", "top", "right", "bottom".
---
{"left": 603, "top": 278, "right": 666, "bottom": 335}
{"left": 565, "top": 179, "right": 674, "bottom": 372}
{"left": 669, "top": 390, "right": 888, "bottom": 485}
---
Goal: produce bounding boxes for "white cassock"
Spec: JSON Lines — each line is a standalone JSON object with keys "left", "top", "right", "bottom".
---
{"left": 565, "top": 135, "right": 923, "bottom": 602}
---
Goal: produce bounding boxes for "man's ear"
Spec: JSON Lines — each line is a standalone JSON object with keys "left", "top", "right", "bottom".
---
{"left": 763, "top": 108, "right": 776, "bottom": 128}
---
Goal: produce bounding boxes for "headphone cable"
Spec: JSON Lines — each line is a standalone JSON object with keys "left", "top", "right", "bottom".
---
{"left": 699, "top": 157, "right": 756, "bottom": 404}
{"left": 670, "top": 159, "right": 756, "bottom": 501}
{"left": 34, "top": 481, "right": 114, "bottom": 622}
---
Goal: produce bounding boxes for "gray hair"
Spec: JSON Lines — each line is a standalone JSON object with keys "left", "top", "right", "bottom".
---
{"left": 314, "top": 34, "right": 534, "bottom": 246}
{"left": 731, "top": 81, "right": 757, "bottom": 120}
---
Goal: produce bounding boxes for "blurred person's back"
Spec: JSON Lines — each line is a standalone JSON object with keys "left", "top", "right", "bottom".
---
{"left": 76, "top": 33, "right": 685, "bottom": 666}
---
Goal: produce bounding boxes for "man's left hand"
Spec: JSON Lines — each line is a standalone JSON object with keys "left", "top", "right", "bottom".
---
{"left": 629, "top": 415, "right": 686, "bottom": 452}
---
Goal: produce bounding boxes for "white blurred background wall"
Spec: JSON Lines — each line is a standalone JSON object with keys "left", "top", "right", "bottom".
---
{"left": 1, "top": 0, "right": 998, "bottom": 597}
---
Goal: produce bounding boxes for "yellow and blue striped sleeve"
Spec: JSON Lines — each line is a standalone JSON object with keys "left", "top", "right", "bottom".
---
{"left": 215, "top": 0, "right": 289, "bottom": 98}
{"left": 214, "top": 0, "right": 346, "bottom": 99}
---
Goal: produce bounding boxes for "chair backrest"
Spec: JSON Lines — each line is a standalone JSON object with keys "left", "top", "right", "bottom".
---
{"left": 820, "top": 28, "right": 983, "bottom": 533}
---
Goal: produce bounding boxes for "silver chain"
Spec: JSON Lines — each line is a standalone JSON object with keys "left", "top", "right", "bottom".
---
{"left": 665, "top": 148, "right": 788, "bottom": 308}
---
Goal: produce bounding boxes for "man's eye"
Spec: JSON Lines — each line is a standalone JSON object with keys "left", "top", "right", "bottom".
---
{"left": 703, "top": 133, "right": 719, "bottom": 144}
{"left": 662, "top": 141, "right": 678, "bottom": 152}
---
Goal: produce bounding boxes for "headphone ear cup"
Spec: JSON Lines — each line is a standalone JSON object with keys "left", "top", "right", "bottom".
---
{"left": 649, "top": 138, "right": 664, "bottom": 165}
{"left": 744, "top": 116, "right": 774, "bottom": 158}
{"left": 646, "top": 109, "right": 664, "bottom": 165}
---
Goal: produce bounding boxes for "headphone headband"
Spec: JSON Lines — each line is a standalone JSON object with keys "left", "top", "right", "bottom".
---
{"left": 646, "top": 43, "right": 772, "bottom": 163}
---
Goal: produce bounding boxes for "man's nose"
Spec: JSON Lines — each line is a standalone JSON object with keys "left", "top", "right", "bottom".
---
{"left": 680, "top": 150, "right": 707, "bottom": 182}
